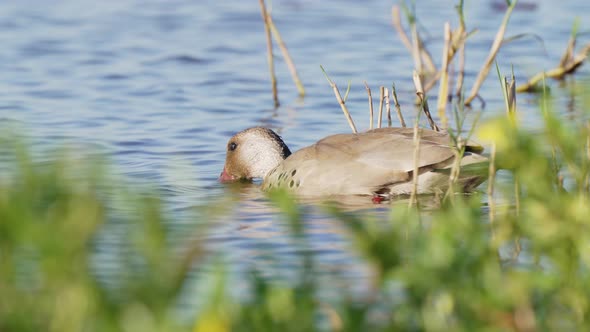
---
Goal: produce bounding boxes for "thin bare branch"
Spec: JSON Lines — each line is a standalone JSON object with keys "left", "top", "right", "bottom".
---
{"left": 391, "top": 5, "right": 413, "bottom": 52}
{"left": 453, "top": 2, "right": 468, "bottom": 98}
{"left": 516, "top": 43, "right": 590, "bottom": 92}
{"left": 378, "top": 86, "right": 385, "bottom": 129}
{"left": 365, "top": 82, "right": 374, "bottom": 130}
{"left": 320, "top": 66, "right": 358, "bottom": 133}
{"left": 559, "top": 19, "right": 579, "bottom": 68}
{"left": 454, "top": 34, "right": 466, "bottom": 97}
{"left": 423, "top": 70, "right": 442, "bottom": 93}
{"left": 385, "top": 88, "right": 392, "bottom": 127}
{"left": 409, "top": 103, "right": 423, "bottom": 207}
{"left": 413, "top": 71, "right": 440, "bottom": 131}
{"left": 444, "top": 137, "right": 465, "bottom": 202}
{"left": 411, "top": 14, "right": 423, "bottom": 74}
{"left": 268, "top": 16, "right": 305, "bottom": 97}
{"left": 508, "top": 69, "right": 516, "bottom": 113}
{"left": 258, "top": 0, "right": 279, "bottom": 107}
{"left": 343, "top": 81, "right": 352, "bottom": 102}
{"left": 465, "top": 0, "right": 518, "bottom": 106}
{"left": 488, "top": 143, "right": 497, "bottom": 239}
{"left": 437, "top": 22, "right": 452, "bottom": 128}
{"left": 391, "top": 84, "right": 406, "bottom": 127}
{"left": 392, "top": 5, "right": 436, "bottom": 73}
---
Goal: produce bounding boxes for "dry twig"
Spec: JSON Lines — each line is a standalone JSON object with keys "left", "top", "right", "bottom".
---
{"left": 320, "top": 66, "right": 358, "bottom": 133}
{"left": 385, "top": 88, "right": 392, "bottom": 127}
{"left": 391, "top": 6, "right": 437, "bottom": 73}
{"left": 487, "top": 143, "right": 497, "bottom": 237}
{"left": 455, "top": 35, "right": 467, "bottom": 97}
{"left": 437, "top": 22, "right": 452, "bottom": 128}
{"left": 268, "top": 16, "right": 305, "bottom": 97}
{"left": 444, "top": 137, "right": 466, "bottom": 202}
{"left": 391, "top": 84, "right": 406, "bottom": 127}
{"left": 258, "top": 0, "right": 279, "bottom": 107}
{"left": 365, "top": 82, "right": 374, "bottom": 130}
{"left": 413, "top": 72, "right": 440, "bottom": 131}
{"left": 516, "top": 43, "right": 590, "bottom": 92}
{"left": 378, "top": 86, "right": 385, "bottom": 128}
{"left": 454, "top": 0, "right": 467, "bottom": 96}
{"left": 409, "top": 101, "right": 423, "bottom": 207}
{"left": 465, "top": 0, "right": 518, "bottom": 106}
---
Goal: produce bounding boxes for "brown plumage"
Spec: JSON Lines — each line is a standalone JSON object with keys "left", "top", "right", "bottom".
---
{"left": 220, "top": 127, "right": 488, "bottom": 198}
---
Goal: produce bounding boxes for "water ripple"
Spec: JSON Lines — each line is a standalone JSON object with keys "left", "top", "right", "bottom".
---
{"left": 0, "top": 0, "right": 588, "bottom": 310}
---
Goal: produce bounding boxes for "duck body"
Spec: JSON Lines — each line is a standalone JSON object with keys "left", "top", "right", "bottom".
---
{"left": 220, "top": 127, "right": 488, "bottom": 198}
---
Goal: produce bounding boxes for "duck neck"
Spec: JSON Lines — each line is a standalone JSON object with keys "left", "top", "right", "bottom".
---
{"left": 258, "top": 144, "right": 290, "bottom": 178}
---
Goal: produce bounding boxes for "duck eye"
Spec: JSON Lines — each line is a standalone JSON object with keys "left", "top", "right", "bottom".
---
{"left": 228, "top": 142, "right": 237, "bottom": 151}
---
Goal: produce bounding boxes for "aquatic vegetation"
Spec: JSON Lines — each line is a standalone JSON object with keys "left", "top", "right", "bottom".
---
{"left": 1, "top": 87, "right": 590, "bottom": 331}
{"left": 1, "top": 0, "right": 589, "bottom": 331}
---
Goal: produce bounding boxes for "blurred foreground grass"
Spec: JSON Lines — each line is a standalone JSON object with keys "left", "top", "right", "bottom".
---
{"left": 2, "top": 90, "right": 590, "bottom": 331}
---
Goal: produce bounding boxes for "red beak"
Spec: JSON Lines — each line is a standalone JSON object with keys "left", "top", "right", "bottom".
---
{"left": 219, "top": 167, "right": 236, "bottom": 182}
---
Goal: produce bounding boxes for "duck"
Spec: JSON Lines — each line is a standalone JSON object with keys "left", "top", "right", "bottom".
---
{"left": 219, "top": 127, "right": 488, "bottom": 199}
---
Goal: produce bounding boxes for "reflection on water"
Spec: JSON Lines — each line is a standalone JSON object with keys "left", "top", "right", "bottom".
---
{"left": 0, "top": 0, "right": 589, "bottom": 310}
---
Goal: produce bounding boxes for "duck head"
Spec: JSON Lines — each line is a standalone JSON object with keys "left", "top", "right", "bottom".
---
{"left": 220, "top": 127, "right": 291, "bottom": 182}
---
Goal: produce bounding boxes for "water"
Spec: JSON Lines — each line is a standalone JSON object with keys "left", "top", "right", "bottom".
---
{"left": 1, "top": 0, "right": 589, "bottom": 314}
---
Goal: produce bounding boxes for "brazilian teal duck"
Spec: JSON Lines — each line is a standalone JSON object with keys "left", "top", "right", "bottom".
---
{"left": 220, "top": 127, "right": 488, "bottom": 198}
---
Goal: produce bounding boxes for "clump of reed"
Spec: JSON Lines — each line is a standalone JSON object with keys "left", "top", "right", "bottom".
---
{"left": 391, "top": 0, "right": 589, "bottom": 108}
{"left": 517, "top": 18, "right": 590, "bottom": 92}
{"left": 321, "top": 0, "right": 589, "bottom": 202}
{"left": 326, "top": 0, "right": 588, "bottom": 129}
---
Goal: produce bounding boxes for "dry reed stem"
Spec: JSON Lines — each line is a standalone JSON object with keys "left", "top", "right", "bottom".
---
{"left": 364, "top": 82, "right": 374, "bottom": 130}
{"left": 385, "top": 87, "right": 392, "bottom": 127}
{"left": 421, "top": 29, "right": 465, "bottom": 94}
{"left": 410, "top": 15, "right": 423, "bottom": 74}
{"left": 413, "top": 71, "right": 440, "bottom": 131}
{"left": 497, "top": 62, "right": 512, "bottom": 115}
{"left": 507, "top": 72, "right": 520, "bottom": 216}
{"left": 437, "top": 22, "right": 452, "bottom": 128}
{"left": 267, "top": 16, "right": 305, "bottom": 97}
{"left": 465, "top": 0, "right": 518, "bottom": 106}
{"left": 391, "top": 84, "right": 406, "bottom": 127}
{"left": 496, "top": 68, "right": 517, "bottom": 251}
{"left": 331, "top": 82, "right": 358, "bottom": 133}
{"left": 453, "top": 0, "right": 467, "bottom": 97}
{"left": 424, "top": 71, "right": 442, "bottom": 93}
{"left": 378, "top": 86, "right": 385, "bottom": 129}
{"left": 258, "top": 0, "right": 279, "bottom": 107}
{"left": 452, "top": 1, "right": 467, "bottom": 45}
{"left": 516, "top": 43, "right": 590, "bottom": 92}
{"left": 409, "top": 103, "right": 423, "bottom": 207}
{"left": 559, "top": 26, "right": 577, "bottom": 68}
{"left": 320, "top": 66, "right": 358, "bottom": 133}
{"left": 391, "top": 6, "right": 437, "bottom": 73}
{"left": 419, "top": 40, "right": 437, "bottom": 75}
{"left": 487, "top": 143, "right": 497, "bottom": 238}
{"left": 508, "top": 75, "right": 516, "bottom": 114}
{"left": 444, "top": 137, "right": 465, "bottom": 202}
{"left": 391, "top": 6, "right": 413, "bottom": 51}
{"left": 455, "top": 35, "right": 466, "bottom": 97}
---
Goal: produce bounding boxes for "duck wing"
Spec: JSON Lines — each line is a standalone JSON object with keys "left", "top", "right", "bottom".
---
{"left": 263, "top": 128, "right": 464, "bottom": 196}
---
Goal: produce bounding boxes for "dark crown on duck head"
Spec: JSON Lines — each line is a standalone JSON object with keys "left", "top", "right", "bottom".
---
{"left": 260, "top": 127, "right": 291, "bottom": 159}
